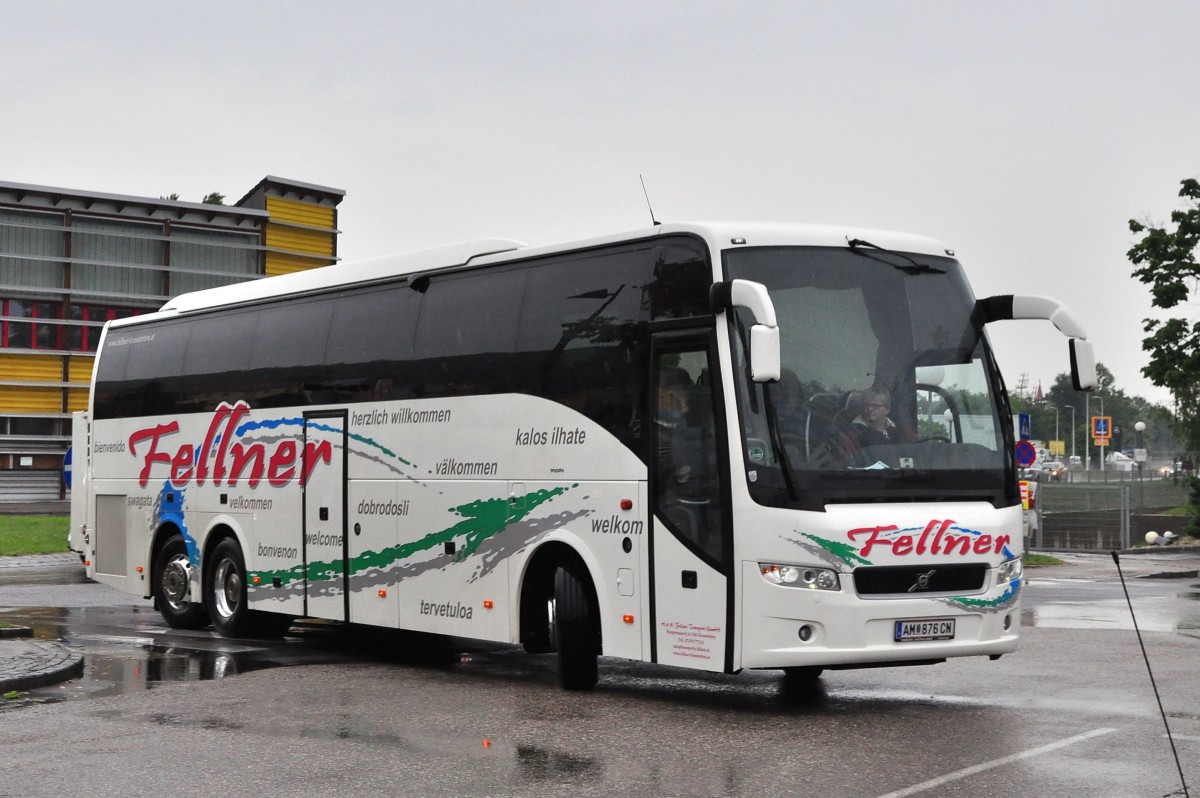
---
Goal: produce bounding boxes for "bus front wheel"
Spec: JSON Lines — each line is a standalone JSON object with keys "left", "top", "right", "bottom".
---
{"left": 153, "top": 534, "right": 209, "bottom": 630}
{"left": 554, "top": 563, "right": 599, "bottom": 691}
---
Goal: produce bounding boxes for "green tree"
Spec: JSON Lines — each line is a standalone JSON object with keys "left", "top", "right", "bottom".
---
{"left": 1128, "top": 177, "right": 1200, "bottom": 449}
{"left": 201, "top": 192, "right": 226, "bottom": 205}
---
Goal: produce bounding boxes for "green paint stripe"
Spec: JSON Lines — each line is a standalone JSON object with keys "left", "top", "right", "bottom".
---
{"left": 802, "top": 533, "right": 872, "bottom": 566}
{"left": 254, "top": 485, "right": 572, "bottom": 587}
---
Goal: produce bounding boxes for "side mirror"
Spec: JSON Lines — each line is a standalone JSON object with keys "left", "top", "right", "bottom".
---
{"left": 711, "top": 279, "right": 781, "bottom": 382}
{"left": 977, "top": 293, "right": 1097, "bottom": 391}
{"left": 1069, "top": 338, "right": 1098, "bottom": 391}
{"left": 750, "top": 325, "right": 781, "bottom": 383}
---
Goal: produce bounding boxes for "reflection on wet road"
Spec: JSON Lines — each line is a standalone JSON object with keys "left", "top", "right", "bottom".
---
{"left": 3, "top": 559, "right": 1200, "bottom": 797}
{"left": 1024, "top": 573, "right": 1200, "bottom": 637}
{"left": 3, "top": 558, "right": 1200, "bottom": 710}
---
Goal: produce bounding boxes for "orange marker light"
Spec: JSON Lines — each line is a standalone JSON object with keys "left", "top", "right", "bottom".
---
{"left": 378, "top": 589, "right": 387, "bottom": 598}
{"left": 482, "top": 738, "right": 491, "bottom": 748}
{"left": 483, "top": 600, "right": 494, "bottom": 609}
{"left": 84, "top": 560, "right": 91, "bottom": 567}
{"left": 623, "top": 614, "right": 635, "bottom": 624}
{"left": 252, "top": 575, "right": 261, "bottom": 585}
{"left": 136, "top": 565, "right": 144, "bottom": 573}
{"left": 620, "top": 499, "right": 633, "bottom": 510}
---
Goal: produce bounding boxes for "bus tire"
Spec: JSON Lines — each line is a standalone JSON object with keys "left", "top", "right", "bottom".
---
{"left": 781, "top": 666, "right": 824, "bottom": 683}
{"left": 205, "top": 538, "right": 254, "bottom": 638}
{"left": 554, "top": 563, "right": 599, "bottom": 691}
{"left": 153, "top": 534, "right": 209, "bottom": 630}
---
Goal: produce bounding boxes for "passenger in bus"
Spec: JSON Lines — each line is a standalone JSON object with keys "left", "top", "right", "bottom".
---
{"left": 656, "top": 364, "right": 722, "bottom": 558}
{"left": 656, "top": 366, "right": 694, "bottom": 485}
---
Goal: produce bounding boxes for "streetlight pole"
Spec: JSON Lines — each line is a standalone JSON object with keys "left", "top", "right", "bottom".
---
{"left": 1085, "top": 391, "right": 1091, "bottom": 473}
{"left": 1086, "top": 377, "right": 1110, "bottom": 474}
{"left": 1135, "top": 421, "right": 1146, "bottom": 507}
{"left": 1069, "top": 405, "right": 1077, "bottom": 461}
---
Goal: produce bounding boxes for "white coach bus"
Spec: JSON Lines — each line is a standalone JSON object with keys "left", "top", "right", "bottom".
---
{"left": 71, "top": 223, "right": 1096, "bottom": 689}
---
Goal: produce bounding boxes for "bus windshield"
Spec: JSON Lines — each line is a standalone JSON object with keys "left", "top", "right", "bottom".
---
{"left": 725, "top": 246, "right": 1016, "bottom": 512}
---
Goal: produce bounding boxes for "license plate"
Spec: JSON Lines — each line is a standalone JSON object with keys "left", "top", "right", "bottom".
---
{"left": 894, "top": 618, "right": 956, "bottom": 642}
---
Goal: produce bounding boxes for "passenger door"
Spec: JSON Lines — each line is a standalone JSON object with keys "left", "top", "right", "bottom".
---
{"left": 303, "top": 411, "right": 348, "bottom": 621}
{"left": 650, "top": 334, "right": 732, "bottom": 671}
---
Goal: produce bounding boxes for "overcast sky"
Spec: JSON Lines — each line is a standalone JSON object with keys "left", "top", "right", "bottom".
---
{"left": 5, "top": 1, "right": 1197, "bottom": 408}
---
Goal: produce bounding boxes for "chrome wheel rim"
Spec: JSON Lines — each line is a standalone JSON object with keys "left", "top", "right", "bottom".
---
{"left": 161, "top": 554, "right": 193, "bottom": 610}
{"left": 213, "top": 558, "right": 242, "bottom": 620}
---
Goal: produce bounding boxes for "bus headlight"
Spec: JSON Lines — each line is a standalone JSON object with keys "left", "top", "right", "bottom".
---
{"left": 996, "top": 556, "right": 1023, "bottom": 585}
{"left": 760, "top": 563, "right": 840, "bottom": 591}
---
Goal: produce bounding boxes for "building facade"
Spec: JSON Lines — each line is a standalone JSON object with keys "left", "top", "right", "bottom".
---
{"left": 0, "top": 175, "right": 344, "bottom": 499}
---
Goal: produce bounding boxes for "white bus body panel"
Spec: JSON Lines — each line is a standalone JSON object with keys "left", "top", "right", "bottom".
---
{"left": 86, "top": 394, "right": 651, "bottom": 655}
{"left": 652, "top": 518, "right": 727, "bottom": 671}
{"left": 68, "top": 411, "right": 91, "bottom": 555}
{"left": 737, "top": 501, "right": 1022, "bottom": 670}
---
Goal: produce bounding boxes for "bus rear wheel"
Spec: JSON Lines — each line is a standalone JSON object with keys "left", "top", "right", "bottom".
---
{"left": 553, "top": 563, "right": 599, "bottom": 691}
{"left": 205, "top": 539, "right": 255, "bottom": 637}
{"left": 153, "top": 534, "right": 209, "bottom": 629}
{"left": 204, "top": 538, "right": 292, "bottom": 638}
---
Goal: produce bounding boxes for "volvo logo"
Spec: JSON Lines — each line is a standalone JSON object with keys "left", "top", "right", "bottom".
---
{"left": 908, "top": 569, "right": 938, "bottom": 592}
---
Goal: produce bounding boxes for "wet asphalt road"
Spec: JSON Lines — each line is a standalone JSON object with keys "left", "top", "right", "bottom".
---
{"left": 1, "top": 555, "right": 1198, "bottom": 798}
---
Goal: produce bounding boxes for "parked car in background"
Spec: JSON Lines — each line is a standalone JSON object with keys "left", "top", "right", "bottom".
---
{"left": 1040, "top": 460, "right": 1068, "bottom": 482}
{"left": 1106, "top": 451, "right": 1135, "bottom": 472}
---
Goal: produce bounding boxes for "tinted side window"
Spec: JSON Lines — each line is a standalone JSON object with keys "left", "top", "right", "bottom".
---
{"left": 178, "top": 311, "right": 257, "bottom": 413}
{"left": 650, "top": 239, "right": 712, "bottom": 320}
{"left": 247, "top": 297, "right": 335, "bottom": 407}
{"left": 518, "top": 245, "right": 653, "bottom": 453}
{"left": 124, "top": 322, "right": 188, "bottom": 382}
{"left": 92, "top": 327, "right": 130, "bottom": 409}
{"left": 249, "top": 297, "right": 334, "bottom": 372}
{"left": 414, "top": 268, "right": 525, "bottom": 397}
{"left": 94, "top": 321, "right": 190, "bottom": 418}
{"left": 326, "top": 284, "right": 420, "bottom": 401}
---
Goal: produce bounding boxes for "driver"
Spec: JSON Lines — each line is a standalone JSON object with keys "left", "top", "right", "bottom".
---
{"left": 851, "top": 384, "right": 899, "bottom": 447}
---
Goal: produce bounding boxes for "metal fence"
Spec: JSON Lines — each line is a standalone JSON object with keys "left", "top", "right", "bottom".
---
{"left": 1035, "top": 479, "right": 1190, "bottom": 551}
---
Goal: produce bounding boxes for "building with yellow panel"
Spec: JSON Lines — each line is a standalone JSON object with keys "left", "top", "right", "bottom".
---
{"left": 0, "top": 176, "right": 344, "bottom": 499}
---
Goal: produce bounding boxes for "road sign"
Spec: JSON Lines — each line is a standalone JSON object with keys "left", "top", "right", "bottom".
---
{"left": 1018, "top": 413, "right": 1031, "bottom": 440}
{"left": 1015, "top": 439, "right": 1037, "bottom": 467}
{"left": 63, "top": 445, "right": 73, "bottom": 489}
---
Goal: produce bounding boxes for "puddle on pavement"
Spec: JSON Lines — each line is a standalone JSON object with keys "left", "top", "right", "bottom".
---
{"left": 0, "top": 605, "right": 362, "bottom": 709}
{"left": 1022, "top": 585, "right": 1200, "bottom": 633}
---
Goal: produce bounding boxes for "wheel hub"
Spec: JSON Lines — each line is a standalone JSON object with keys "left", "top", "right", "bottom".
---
{"left": 162, "top": 556, "right": 193, "bottom": 607}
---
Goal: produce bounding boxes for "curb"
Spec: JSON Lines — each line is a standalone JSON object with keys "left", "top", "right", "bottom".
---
{"left": 0, "top": 638, "right": 84, "bottom": 694}
{"left": 0, "top": 625, "right": 34, "bottom": 639}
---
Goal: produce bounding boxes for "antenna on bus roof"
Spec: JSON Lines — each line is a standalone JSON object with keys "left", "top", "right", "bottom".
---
{"left": 639, "top": 175, "right": 661, "bottom": 226}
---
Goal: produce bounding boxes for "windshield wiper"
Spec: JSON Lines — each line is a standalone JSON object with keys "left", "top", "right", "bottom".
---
{"left": 762, "top": 381, "right": 800, "bottom": 502}
{"left": 847, "top": 238, "right": 945, "bottom": 274}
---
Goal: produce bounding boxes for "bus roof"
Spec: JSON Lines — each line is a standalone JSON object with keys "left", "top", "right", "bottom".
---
{"left": 146, "top": 222, "right": 952, "bottom": 320}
